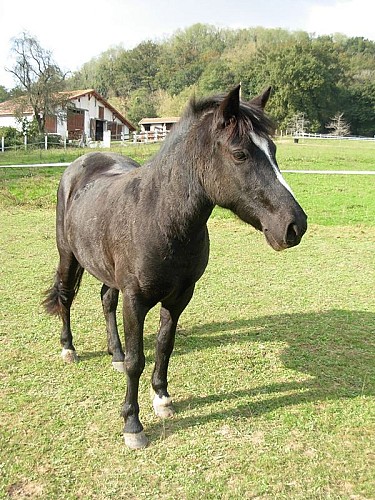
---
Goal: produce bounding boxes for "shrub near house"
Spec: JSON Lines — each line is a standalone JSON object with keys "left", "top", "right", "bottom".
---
{"left": 0, "top": 126, "right": 23, "bottom": 147}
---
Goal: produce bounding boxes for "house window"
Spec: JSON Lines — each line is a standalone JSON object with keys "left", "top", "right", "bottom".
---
{"left": 99, "top": 106, "right": 104, "bottom": 120}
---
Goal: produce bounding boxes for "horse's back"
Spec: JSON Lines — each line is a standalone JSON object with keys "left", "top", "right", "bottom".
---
{"left": 61, "top": 152, "right": 139, "bottom": 195}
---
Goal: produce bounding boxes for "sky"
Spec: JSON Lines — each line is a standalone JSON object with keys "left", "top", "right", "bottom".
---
{"left": 0, "top": 0, "right": 374, "bottom": 90}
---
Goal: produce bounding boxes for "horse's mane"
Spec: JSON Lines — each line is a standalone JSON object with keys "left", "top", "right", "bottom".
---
{"left": 187, "top": 93, "right": 276, "bottom": 138}
{"left": 154, "top": 91, "right": 276, "bottom": 164}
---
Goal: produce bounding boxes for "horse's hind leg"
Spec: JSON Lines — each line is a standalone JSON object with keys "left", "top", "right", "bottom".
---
{"left": 43, "top": 251, "right": 84, "bottom": 363}
{"left": 151, "top": 284, "right": 195, "bottom": 418}
{"left": 100, "top": 284, "right": 125, "bottom": 372}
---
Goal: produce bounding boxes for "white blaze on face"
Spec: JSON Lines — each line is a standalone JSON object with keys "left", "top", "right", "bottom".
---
{"left": 249, "top": 131, "right": 295, "bottom": 198}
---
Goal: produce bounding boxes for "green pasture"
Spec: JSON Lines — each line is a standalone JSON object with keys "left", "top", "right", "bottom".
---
{"left": 1, "top": 139, "right": 374, "bottom": 498}
{"left": 0, "top": 142, "right": 161, "bottom": 167}
{"left": 0, "top": 138, "right": 374, "bottom": 171}
{"left": 276, "top": 138, "right": 375, "bottom": 172}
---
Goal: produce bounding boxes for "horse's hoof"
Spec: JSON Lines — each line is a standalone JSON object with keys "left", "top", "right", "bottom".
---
{"left": 124, "top": 431, "right": 148, "bottom": 450}
{"left": 61, "top": 348, "right": 78, "bottom": 363}
{"left": 152, "top": 392, "right": 175, "bottom": 418}
{"left": 112, "top": 361, "right": 125, "bottom": 373}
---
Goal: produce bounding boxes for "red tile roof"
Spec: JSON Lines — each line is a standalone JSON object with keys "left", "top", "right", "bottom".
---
{"left": 0, "top": 96, "right": 33, "bottom": 115}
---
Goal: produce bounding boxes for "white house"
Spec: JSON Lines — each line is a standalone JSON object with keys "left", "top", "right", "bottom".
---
{"left": 0, "top": 89, "right": 135, "bottom": 142}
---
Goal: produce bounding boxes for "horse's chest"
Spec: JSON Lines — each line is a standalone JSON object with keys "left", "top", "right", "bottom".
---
{"left": 139, "top": 238, "right": 209, "bottom": 300}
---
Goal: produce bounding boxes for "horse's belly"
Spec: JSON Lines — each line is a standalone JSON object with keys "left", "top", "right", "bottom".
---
{"left": 69, "top": 233, "right": 117, "bottom": 288}
{"left": 65, "top": 204, "right": 118, "bottom": 288}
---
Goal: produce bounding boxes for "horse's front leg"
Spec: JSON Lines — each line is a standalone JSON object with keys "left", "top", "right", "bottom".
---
{"left": 121, "top": 288, "right": 149, "bottom": 450}
{"left": 151, "top": 285, "right": 195, "bottom": 418}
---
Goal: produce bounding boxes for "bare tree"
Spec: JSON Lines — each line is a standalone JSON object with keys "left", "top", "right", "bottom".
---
{"left": 288, "top": 112, "right": 310, "bottom": 136}
{"left": 6, "top": 32, "right": 69, "bottom": 134}
{"left": 326, "top": 112, "right": 351, "bottom": 136}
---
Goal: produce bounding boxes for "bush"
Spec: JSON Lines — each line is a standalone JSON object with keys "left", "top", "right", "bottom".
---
{"left": 0, "top": 126, "right": 23, "bottom": 147}
{"left": 31, "top": 133, "right": 63, "bottom": 149}
{"left": 46, "top": 134, "right": 63, "bottom": 146}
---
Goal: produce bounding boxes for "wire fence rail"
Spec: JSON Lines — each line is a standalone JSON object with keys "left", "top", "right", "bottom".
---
{"left": 1, "top": 162, "right": 375, "bottom": 176}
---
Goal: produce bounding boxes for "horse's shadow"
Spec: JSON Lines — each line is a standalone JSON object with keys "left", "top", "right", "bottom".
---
{"left": 79, "top": 350, "right": 106, "bottom": 361}
{"left": 145, "top": 309, "right": 375, "bottom": 436}
{"left": 76, "top": 308, "right": 374, "bottom": 436}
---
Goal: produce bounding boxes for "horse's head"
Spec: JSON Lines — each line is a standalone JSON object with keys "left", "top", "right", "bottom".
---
{"left": 199, "top": 85, "right": 307, "bottom": 251}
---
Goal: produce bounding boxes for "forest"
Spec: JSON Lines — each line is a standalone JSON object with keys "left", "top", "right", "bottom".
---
{"left": 2, "top": 24, "right": 375, "bottom": 135}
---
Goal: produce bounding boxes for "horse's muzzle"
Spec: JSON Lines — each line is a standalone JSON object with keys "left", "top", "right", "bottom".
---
{"left": 263, "top": 210, "right": 307, "bottom": 251}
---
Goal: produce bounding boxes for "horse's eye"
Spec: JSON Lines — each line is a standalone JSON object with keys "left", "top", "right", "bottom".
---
{"left": 233, "top": 150, "right": 248, "bottom": 162}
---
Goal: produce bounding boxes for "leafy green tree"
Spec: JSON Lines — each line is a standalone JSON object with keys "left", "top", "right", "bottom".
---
{"left": 248, "top": 37, "right": 344, "bottom": 130}
{"left": 198, "top": 60, "right": 237, "bottom": 95}
{"left": 126, "top": 87, "right": 157, "bottom": 126}
{"left": 341, "top": 81, "right": 375, "bottom": 136}
{"left": 69, "top": 41, "right": 161, "bottom": 100}
{"left": 156, "top": 24, "right": 226, "bottom": 94}
{"left": 68, "top": 47, "right": 122, "bottom": 97}
{"left": 342, "top": 36, "right": 375, "bottom": 69}
{"left": 116, "top": 41, "right": 161, "bottom": 95}
{"left": 0, "top": 85, "right": 10, "bottom": 103}
{"left": 156, "top": 85, "right": 197, "bottom": 117}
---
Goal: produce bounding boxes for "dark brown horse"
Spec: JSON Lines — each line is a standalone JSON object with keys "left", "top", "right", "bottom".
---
{"left": 44, "top": 86, "right": 307, "bottom": 449}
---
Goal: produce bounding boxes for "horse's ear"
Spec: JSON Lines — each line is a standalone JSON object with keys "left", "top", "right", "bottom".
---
{"left": 250, "top": 86, "right": 272, "bottom": 110}
{"left": 218, "top": 85, "right": 241, "bottom": 128}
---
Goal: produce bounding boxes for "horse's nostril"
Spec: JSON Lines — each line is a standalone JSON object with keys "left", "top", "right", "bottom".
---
{"left": 286, "top": 222, "right": 299, "bottom": 245}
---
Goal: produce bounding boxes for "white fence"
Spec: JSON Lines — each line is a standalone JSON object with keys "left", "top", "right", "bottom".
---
{"left": 1, "top": 134, "right": 58, "bottom": 152}
{"left": 2, "top": 130, "right": 375, "bottom": 153}
{"left": 293, "top": 132, "right": 375, "bottom": 141}
{"left": 0, "top": 129, "right": 169, "bottom": 153}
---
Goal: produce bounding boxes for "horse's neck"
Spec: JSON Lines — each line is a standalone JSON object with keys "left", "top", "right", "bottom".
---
{"left": 148, "top": 148, "right": 213, "bottom": 240}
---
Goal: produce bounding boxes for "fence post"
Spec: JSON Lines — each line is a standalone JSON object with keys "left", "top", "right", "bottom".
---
{"left": 24, "top": 133, "right": 27, "bottom": 151}
{"left": 45, "top": 134, "right": 48, "bottom": 150}
{"left": 1, "top": 136, "right": 4, "bottom": 152}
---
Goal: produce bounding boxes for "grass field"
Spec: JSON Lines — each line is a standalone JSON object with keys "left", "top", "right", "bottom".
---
{"left": 0, "top": 142, "right": 161, "bottom": 167}
{"left": 1, "top": 139, "right": 374, "bottom": 499}
{"left": 276, "top": 138, "right": 375, "bottom": 172}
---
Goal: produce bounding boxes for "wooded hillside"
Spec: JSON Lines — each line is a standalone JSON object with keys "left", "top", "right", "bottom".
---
{"left": 68, "top": 24, "right": 374, "bottom": 135}
{"left": 3, "top": 24, "right": 373, "bottom": 135}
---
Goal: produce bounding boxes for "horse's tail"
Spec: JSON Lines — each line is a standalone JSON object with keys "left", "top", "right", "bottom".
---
{"left": 43, "top": 265, "right": 84, "bottom": 317}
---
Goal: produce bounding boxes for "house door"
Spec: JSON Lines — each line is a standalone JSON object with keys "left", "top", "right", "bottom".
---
{"left": 67, "top": 109, "right": 84, "bottom": 139}
{"left": 90, "top": 119, "right": 95, "bottom": 140}
{"left": 95, "top": 120, "right": 104, "bottom": 141}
